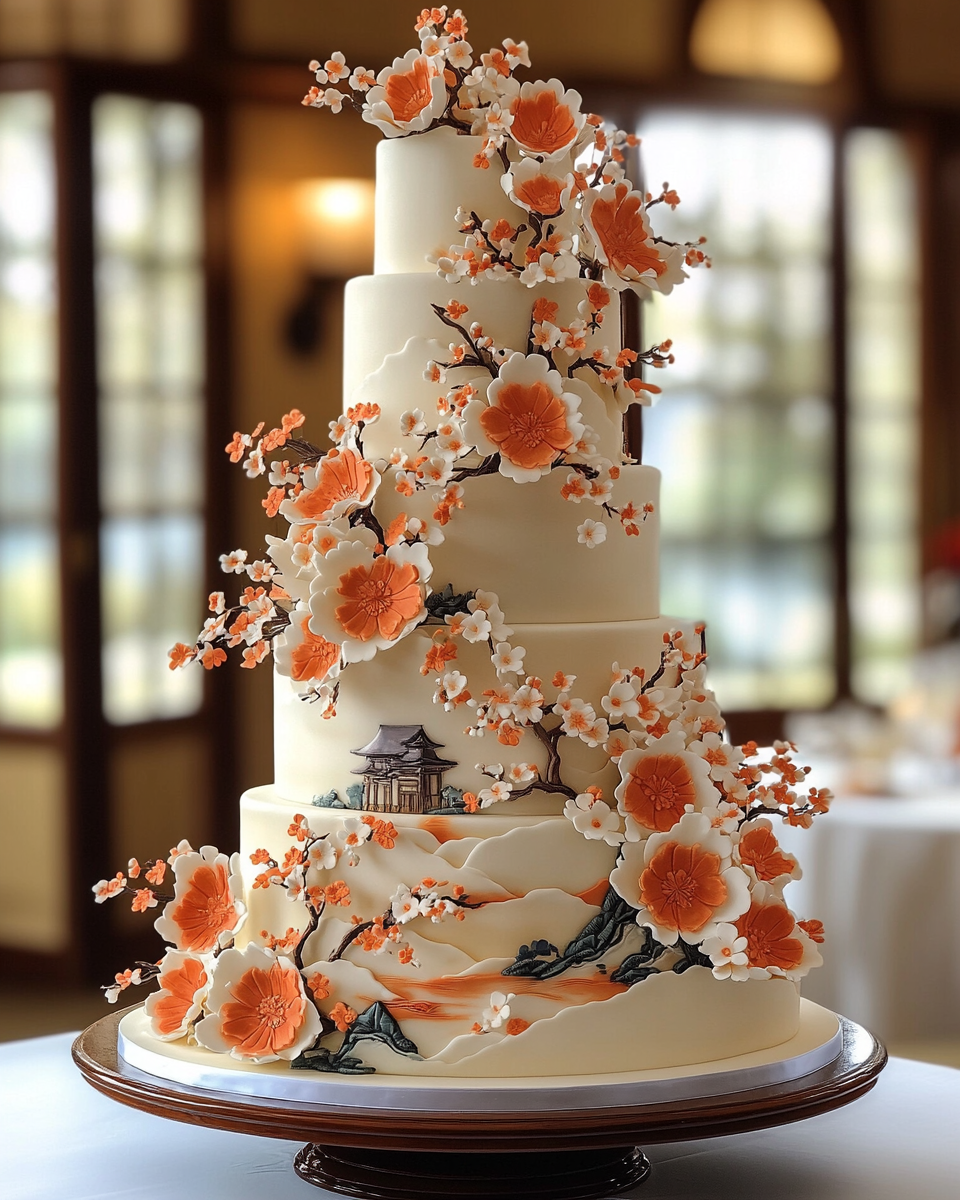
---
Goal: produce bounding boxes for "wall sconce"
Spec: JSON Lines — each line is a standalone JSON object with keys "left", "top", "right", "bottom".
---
{"left": 690, "top": 0, "right": 843, "bottom": 85}
{"left": 284, "top": 177, "right": 375, "bottom": 356}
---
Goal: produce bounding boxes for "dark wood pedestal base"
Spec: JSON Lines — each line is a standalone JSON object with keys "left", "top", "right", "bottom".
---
{"left": 294, "top": 1144, "right": 651, "bottom": 1199}
{"left": 74, "top": 1007, "right": 885, "bottom": 1200}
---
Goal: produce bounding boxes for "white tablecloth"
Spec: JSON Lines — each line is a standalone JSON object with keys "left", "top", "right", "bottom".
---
{"left": 4, "top": 1032, "right": 960, "bottom": 1199}
{"left": 779, "top": 795, "right": 960, "bottom": 1041}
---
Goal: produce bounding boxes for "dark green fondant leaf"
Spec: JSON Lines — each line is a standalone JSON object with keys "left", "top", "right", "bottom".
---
{"left": 425, "top": 583, "right": 475, "bottom": 619}
{"left": 290, "top": 1045, "right": 376, "bottom": 1075}
{"left": 335, "top": 1001, "right": 421, "bottom": 1062}
{"left": 502, "top": 887, "right": 637, "bottom": 979}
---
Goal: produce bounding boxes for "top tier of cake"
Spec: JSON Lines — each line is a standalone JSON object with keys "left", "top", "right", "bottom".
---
{"left": 374, "top": 126, "right": 524, "bottom": 275}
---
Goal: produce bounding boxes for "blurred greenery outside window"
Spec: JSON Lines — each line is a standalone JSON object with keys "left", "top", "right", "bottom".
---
{"left": 640, "top": 111, "right": 919, "bottom": 712}
{"left": 94, "top": 95, "right": 205, "bottom": 725}
{"left": 0, "top": 92, "right": 60, "bottom": 729}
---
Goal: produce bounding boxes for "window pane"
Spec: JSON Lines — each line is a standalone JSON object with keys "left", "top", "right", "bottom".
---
{"left": 94, "top": 95, "right": 205, "bottom": 724}
{"left": 0, "top": 92, "right": 60, "bottom": 728}
{"left": 639, "top": 111, "right": 835, "bottom": 709}
{"left": 846, "top": 129, "right": 921, "bottom": 703}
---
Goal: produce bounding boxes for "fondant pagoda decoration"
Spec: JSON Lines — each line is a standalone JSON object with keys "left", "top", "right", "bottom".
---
{"left": 351, "top": 725, "right": 456, "bottom": 814}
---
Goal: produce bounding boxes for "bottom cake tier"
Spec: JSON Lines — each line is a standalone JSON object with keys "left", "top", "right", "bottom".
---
{"left": 117, "top": 998, "right": 837, "bottom": 1096}
{"left": 235, "top": 787, "right": 802, "bottom": 1078}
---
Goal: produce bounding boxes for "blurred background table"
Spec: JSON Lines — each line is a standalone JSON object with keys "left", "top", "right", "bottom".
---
{"left": 4, "top": 1031, "right": 960, "bottom": 1200}
{"left": 780, "top": 792, "right": 960, "bottom": 1044}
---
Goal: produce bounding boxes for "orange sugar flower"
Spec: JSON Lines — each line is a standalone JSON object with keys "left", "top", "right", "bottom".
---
{"left": 587, "top": 283, "right": 611, "bottom": 309}
{"left": 288, "top": 449, "right": 374, "bottom": 522}
{"left": 219, "top": 960, "right": 307, "bottom": 1057}
{"left": 307, "top": 972, "right": 331, "bottom": 1001}
{"left": 505, "top": 1017, "right": 530, "bottom": 1036}
{"left": 584, "top": 183, "right": 666, "bottom": 279}
{"left": 131, "top": 888, "right": 157, "bottom": 914}
{"left": 385, "top": 55, "right": 437, "bottom": 123}
{"left": 384, "top": 511, "right": 408, "bottom": 547}
{"left": 509, "top": 83, "right": 582, "bottom": 157}
{"left": 334, "top": 556, "right": 422, "bottom": 642}
{"left": 640, "top": 841, "right": 728, "bottom": 936}
{"left": 736, "top": 901, "right": 805, "bottom": 973}
{"left": 512, "top": 172, "right": 567, "bottom": 216}
{"left": 532, "top": 297, "right": 559, "bottom": 325}
{"left": 145, "top": 859, "right": 166, "bottom": 886}
{"left": 620, "top": 752, "right": 698, "bottom": 832}
{"left": 738, "top": 825, "right": 797, "bottom": 882}
{"left": 798, "top": 918, "right": 825, "bottom": 944}
{"left": 324, "top": 880, "right": 351, "bottom": 907}
{"left": 480, "top": 379, "right": 574, "bottom": 472}
{"left": 329, "top": 1001, "right": 357, "bottom": 1032}
{"left": 148, "top": 955, "right": 208, "bottom": 1039}
{"left": 167, "top": 862, "right": 240, "bottom": 953}
{"left": 290, "top": 614, "right": 340, "bottom": 682}
{"left": 200, "top": 647, "right": 227, "bottom": 670}
{"left": 168, "top": 642, "right": 196, "bottom": 670}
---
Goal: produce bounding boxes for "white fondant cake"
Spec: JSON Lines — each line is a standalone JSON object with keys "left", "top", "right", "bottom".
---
{"left": 99, "top": 9, "right": 833, "bottom": 1086}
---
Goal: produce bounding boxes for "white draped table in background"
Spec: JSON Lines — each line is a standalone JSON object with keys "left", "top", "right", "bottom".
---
{"left": 779, "top": 793, "right": 960, "bottom": 1042}
{"left": 4, "top": 1032, "right": 960, "bottom": 1199}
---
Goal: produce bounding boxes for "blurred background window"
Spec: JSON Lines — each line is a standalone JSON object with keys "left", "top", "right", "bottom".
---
{"left": 94, "top": 96, "right": 205, "bottom": 725}
{"left": 845, "top": 129, "right": 921, "bottom": 704}
{"left": 0, "top": 91, "right": 59, "bottom": 730}
{"left": 640, "top": 112, "right": 921, "bottom": 716}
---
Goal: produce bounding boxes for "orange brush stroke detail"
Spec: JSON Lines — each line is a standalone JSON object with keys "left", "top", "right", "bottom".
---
{"left": 576, "top": 878, "right": 611, "bottom": 908}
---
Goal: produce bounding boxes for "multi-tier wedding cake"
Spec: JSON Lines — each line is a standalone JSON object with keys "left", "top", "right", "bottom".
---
{"left": 98, "top": 7, "right": 831, "bottom": 1083}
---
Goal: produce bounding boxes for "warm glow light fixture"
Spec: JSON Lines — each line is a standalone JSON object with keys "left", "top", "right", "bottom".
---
{"left": 295, "top": 177, "right": 375, "bottom": 277}
{"left": 690, "top": 0, "right": 843, "bottom": 85}
{"left": 285, "top": 177, "right": 375, "bottom": 355}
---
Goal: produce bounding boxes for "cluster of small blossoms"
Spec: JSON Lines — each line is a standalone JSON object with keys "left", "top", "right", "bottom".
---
{"left": 93, "top": 840, "right": 248, "bottom": 1024}
{"left": 302, "top": 8, "right": 529, "bottom": 142}
{"left": 428, "top": 122, "right": 706, "bottom": 296}
{"left": 301, "top": 8, "right": 707, "bottom": 296}
{"left": 387, "top": 298, "right": 662, "bottom": 546}
{"left": 90, "top": 814, "right": 482, "bottom": 1067}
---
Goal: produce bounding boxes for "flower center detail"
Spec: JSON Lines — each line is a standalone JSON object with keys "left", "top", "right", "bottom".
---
{"left": 257, "top": 994, "right": 290, "bottom": 1029}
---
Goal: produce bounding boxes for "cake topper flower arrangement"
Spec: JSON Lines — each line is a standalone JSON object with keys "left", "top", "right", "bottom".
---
{"left": 303, "top": 5, "right": 709, "bottom": 294}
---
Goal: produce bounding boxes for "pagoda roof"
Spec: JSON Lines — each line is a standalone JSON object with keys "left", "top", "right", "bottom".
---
{"left": 351, "top": 724, "right": 457, "bottom": 771}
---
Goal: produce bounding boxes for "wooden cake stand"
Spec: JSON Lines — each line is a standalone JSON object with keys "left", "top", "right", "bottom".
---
{"left": 73, "top": 1006, "right": 886, "bottom": 1200}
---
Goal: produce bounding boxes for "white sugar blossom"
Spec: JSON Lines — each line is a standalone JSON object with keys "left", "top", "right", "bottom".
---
{"left": 219, "top": 549, "right": 248, "bottom": 574}
{"left": 479, "top": 779, "right": 512, "bottom": 807}
{"left": 577, "top": 519, "right": 607, "bottom": 548}
{"left": 700, "top": 799, "right": 742, "bottom": 836}
{"left": 307, "top": 838, "right": 338, "bottom": 871}
{"left": 701, "top": 923, "right": 750, "bottom": 981}
{"left": 519, "top": 250, "right": 580, "bottom": 286}
{"left": 689, "top": 732, "right": 742, "bottom": 790}
{"left": 400, "top": 408, "right": 427, "bottom": 437}
{"left": 460, "top": 610, "right": 492, "bottom": 643}
{"left": 391, "top": 885, "right": 420, "bottom": 925}
{"left": 601, "top": 678, "right": 641, "bottom": 721}
{"left": 512, "top": 684, "right": 544, "bottom": 724}
{"left": 564, "top": 792, "right": 624, "bottom": 846}
{"left": 482, "top": 990, "right": 515, "bottom": 1030}
{"left": 507, "top": 762, "right": 538, "bottom": 785}
{"left": 445, "top": 39, "right": 473, "bottom": 69}
{"left": 336, "top": 817, "right": 372, "bottom": 850}
{"left": 492, "top": 642, "right": 525, "bottom": 676}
